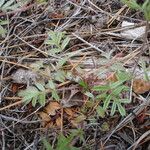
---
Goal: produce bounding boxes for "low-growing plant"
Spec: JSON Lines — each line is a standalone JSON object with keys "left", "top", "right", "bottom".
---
{"left": 18, "top": 79, "right": 60, "bottom": 107}
{"left": 42, "top": 129, "right": 84, "bottom": 150}
{"left": 93, "top": 70, "right": 131, "bottom": 116}
{"left": 18, "top": 83, "right": 46, "bottom": 107}
{"left": 18, "top": 30, "right": 71, "bottom": 107}
{"left": 45, "top": 30, "right": 70, "bottom": 54}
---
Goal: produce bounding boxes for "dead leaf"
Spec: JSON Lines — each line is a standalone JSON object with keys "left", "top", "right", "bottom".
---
{"left": 56, "top": 117, "right": 62, "bottom": 127}
{"left": 38, "top": 111, "right": 51, "bottom": 126}
{"left": 133, "top": 79, "right": 150, "bottom": 94}
{"left": 45, "top": 102, "right": 61, "bottom": 116}
{"left": 11, "top": 83, "right": 25, "bottom": 94}
{"left": 48, "top": 12, "right": 64, "bottom": 19}
{"left": 64, "top": 108, "right": 75, "bottom": 117}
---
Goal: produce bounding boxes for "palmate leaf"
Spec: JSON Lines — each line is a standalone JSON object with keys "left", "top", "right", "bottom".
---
{"left": 32, "top": 96, "right": 38, "bottom": 107}
{"left": 61, "top": 36, "right": 70, "bottom": 50}
{"left": 18, "top": 86, "right": 39, "bottom": 104}
{"left": 117, "top": 103, "right": 126, "bottom": 116}
{"left": 52, "top": 90, "right": 60, "bottom": 101}
{"left": 116, "top": 70, "right": 131, "bottom": 81}
{"left": 38, "top": 93, "right": 46, "bottom": 106}
{"left": 57, "top": 32, "right": 64, "bottom": 45}
{"left": 93, "top": 84, "right": 110, "bottom": 91}
{"left": 103, "top": 95, "right": 111, "bottom": 110}
{"left": 18, "top": 86, "right": 46, "bottom": 106}
{"left": 110, "top": 101, "right": 117, "bottom": 116}
{"left": 46, "top": 80, "right": 56, "bottom": 90}
{"left": 109, "top": 80, "right": 124, "bottom": 89}
{"left": 35, "top": 82, "right": 45, "bottom": 91}
{"left": 111, "top": 85, "right": 129, "bottom": 96}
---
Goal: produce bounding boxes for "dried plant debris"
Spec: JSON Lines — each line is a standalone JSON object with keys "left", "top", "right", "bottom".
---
{"left": 120, "top": 21, "right": 146, "bottom": 40}
{"left": 11, "top": 69, "right": 38, "bottom": 85}
{"left": 1, "top": 0, "right": 150, "bottom": 149}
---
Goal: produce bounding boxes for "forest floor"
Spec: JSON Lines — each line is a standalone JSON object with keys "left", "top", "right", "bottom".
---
{"left": 0, "top": 0, "right": 150, "bottom": 149}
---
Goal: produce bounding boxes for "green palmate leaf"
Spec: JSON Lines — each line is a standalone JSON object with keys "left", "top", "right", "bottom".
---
{"left": 111, "top": 85, "right": 128, "bottom": 96}
{"left": 96, "top": 106, "right": 105, "bottom": 118}
{"left": 35, "top": 82, "right": 45, "bottom": 91}
{"left": 57, "top": 32, "right": 64, "bottom": 45}
{"left": 47, "top": 80, "right": 55, "bottom": 89}
{"left": 32, "top": 96, "right": 38, "bottom": 107}
{"left": 61, "top": 36, "right": 70, "bottom": 50}
{"left": 117, "top": 103, "right": 126, "bottom": 116}
{"left": 38, "top": 93, "right": 46, "bottom": 106}
{"left": 103, "top": 95, "right": 111, "bottom": 110}
{"left": 109, "top": 80, "right": 124, "bottom": 89}
{"left": 18, "top": 86, "right": 46, "bottom": 106}
{"left": 48, "top": 30, "right": 57, "bottom": 41}
{"left": 116, "top": 70, "right": 131, "bottom": 81}
{"left": 18, "top": 86, "right": 39, "bottom": 98}
{"left": 79, "top": 80, "right": 88, "bottom": 89}
{"left": 54, "top": 70, "right": 65, "bottom": 82}
{"left": 110, "top": 102, "right": 117, "bottom": 116}
{"left": 93, "top": 84, "right": 110, "bottom": 91}
{"left": 96, "top": 93, "right": 107, "bottom": 99}
{"left": 52, "top": 90, "right": 59, "bottom": 101}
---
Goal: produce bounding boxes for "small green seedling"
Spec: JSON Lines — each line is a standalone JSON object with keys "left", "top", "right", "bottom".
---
{"left": 43, "top": 129, "right": 84, "bottom": 150}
